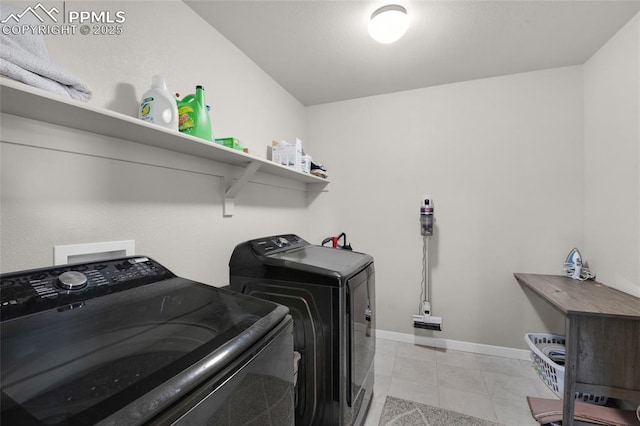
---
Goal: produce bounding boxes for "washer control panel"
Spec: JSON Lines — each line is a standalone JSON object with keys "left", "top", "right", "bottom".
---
{"left": 0, "top": 257, "right": 175, "bottom": 321}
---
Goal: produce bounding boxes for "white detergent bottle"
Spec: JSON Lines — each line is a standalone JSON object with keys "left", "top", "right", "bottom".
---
{"left": 138, "top": 75, "right": 179, "bottom": 131}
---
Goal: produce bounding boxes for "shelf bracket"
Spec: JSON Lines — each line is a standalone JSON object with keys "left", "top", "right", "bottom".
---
{"left": 223, "top": 161, "right": 261, "bottom": 217}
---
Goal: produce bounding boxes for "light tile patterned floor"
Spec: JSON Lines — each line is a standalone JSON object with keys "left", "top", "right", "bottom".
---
{"left": 364, "top": 338, "right": 559, "bottom": 426}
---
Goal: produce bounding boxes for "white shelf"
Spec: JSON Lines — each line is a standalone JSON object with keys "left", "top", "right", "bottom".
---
{"left": 0, "top": 78, "right": 328, "bottom": 216}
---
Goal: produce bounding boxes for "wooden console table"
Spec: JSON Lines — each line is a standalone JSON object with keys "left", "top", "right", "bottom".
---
{"left": 514, "top": 273, "right": 640, "bottom": 426}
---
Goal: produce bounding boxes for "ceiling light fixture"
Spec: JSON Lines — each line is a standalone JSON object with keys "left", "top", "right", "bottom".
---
{"left": 368, "top": 4, "right": 409, "bottom": 44}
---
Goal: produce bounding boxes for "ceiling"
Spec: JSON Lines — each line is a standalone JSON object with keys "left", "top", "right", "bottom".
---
{"left": 185, "top": 1, "right": 640, "bottom": 106}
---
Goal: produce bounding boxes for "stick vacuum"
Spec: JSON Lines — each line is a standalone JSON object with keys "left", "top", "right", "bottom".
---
{"left": 413, "top": 195, "right": 442, "bottom": 331}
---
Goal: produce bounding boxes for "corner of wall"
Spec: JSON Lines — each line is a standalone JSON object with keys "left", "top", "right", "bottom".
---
{"left": 583, "top": 11, "right": 640, "bottom": 297}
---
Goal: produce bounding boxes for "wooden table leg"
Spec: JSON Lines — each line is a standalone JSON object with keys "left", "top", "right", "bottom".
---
{"left": 563, "top": 317, "right": 579, "bottom": 426}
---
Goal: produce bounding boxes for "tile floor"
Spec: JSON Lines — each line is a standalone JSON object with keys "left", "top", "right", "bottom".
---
{"left": 364, "top": 338, "right": 559, "bottom": 426}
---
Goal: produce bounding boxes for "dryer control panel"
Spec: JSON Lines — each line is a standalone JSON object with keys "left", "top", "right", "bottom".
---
{"left": 249, "top": 234, "right": 308, "bottom": 256}
{"left": 0, "top": 257, "right": 175, "bottom": 321}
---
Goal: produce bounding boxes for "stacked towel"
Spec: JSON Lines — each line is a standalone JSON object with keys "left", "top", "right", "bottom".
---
{"left": 0, "top": 4, "right": 92, "bottom": 101}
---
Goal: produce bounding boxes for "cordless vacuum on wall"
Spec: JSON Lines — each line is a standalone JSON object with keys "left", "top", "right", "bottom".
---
{"left": 413, "top": 195, "right": 442, "bottom": 331}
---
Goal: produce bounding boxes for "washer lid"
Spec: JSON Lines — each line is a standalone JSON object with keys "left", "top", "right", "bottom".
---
{"left": 266, "top": 245, "right": 373, "bottom": 278}
{"left": 1, "top": 278, "right": 286, "bottom": 425}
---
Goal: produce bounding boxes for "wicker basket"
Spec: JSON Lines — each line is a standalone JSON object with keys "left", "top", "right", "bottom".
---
{"left": 525, "top": 333, "right": 608, "bottom": 405}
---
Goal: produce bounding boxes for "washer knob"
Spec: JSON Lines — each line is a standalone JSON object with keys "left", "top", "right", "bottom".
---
{"left": 58, "top": 271, "right": 88, "bottom": 290}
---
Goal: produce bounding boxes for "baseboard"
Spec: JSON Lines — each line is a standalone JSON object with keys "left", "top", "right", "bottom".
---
{"left": 375, "top": 329, "right": 531, "bottom": 361}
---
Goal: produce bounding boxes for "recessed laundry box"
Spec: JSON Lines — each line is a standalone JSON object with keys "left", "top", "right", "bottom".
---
{"left": 229, "top": 234, "right": 376, "bottom": 426}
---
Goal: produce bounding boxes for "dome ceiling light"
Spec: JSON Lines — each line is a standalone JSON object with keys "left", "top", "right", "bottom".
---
{"left": 368, "top": 4, "right": 409, "bottom": 44}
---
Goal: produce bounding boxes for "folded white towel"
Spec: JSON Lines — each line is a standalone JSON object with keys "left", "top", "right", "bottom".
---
{"left": 0, "top": 5, "right": 92, "bottom": 101}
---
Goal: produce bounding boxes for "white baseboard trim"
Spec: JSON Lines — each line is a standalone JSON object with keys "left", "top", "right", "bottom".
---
{"left": 376, "top": 329, "right": 531, "bottom": 361}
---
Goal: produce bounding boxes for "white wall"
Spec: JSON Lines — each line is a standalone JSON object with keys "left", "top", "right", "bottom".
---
{"left": 2, "top": 2, "right": 637, "bottom": 352}
{"left": 306, "top": 67, "right": 584, "bottom": 349}
{"left": 0, "top": 0, "right": 309, "bottom": 284}
{"left": 584, "top": 12, "right": 640, "bottom": 298}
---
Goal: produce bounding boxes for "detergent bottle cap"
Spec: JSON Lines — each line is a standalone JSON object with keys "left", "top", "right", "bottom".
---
{"left": 195, "top": 85, "right": 206, "bottom": 105}
{"left": 151, "top": 75, "right": 168, "bottom": 90}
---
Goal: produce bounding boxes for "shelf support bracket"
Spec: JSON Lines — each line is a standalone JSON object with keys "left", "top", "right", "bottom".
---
{"left": 223, "top": 161, "right": 261, "bottom": 217}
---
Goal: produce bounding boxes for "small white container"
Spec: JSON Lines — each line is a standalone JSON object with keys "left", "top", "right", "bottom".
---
{"left": 138, "top": 75, "right": 179, "bottom": 131}
{"left": 301, "top": 154, "right": 312, "bottom": 173}
{"left": 272, "top": 138, "right": 303, "bottom": 171}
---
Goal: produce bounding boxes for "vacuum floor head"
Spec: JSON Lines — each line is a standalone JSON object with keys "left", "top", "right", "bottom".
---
{"left": 413, "top": 314, "right": 442, "bottom": 331}
{"left": 413, "top": 320, "right": 442, "bottom": 331}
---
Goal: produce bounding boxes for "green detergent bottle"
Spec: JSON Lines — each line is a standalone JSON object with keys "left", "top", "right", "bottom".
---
{"left": 177, "top": 85, "right": 212, "bottom": 141}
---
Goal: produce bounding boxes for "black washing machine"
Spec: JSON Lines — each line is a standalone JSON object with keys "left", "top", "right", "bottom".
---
{"left": 229, "top": 234, "right": 375, "bottom": 426}
{"left": 1, "top": 256, "right": 294, "bottom": 425}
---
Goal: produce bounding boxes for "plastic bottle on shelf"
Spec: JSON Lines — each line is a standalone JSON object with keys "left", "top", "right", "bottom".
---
{"left": 176, "top": 85, "right": 212, "bottom": 141}
{"left": 138, "top": 75, "right": 179, "bottom": 131}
